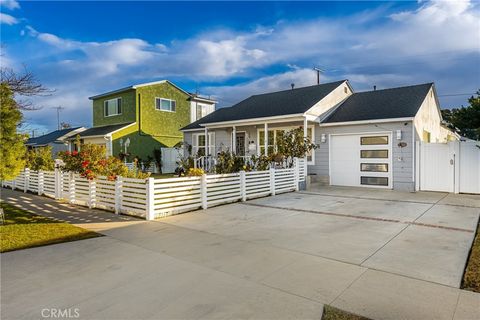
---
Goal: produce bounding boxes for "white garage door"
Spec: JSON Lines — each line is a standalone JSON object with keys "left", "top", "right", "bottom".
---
{"left": 330, "top": 133, "right": 392, "bottom": 188}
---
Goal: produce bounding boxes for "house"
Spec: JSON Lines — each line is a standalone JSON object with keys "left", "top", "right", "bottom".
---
{"left": 72, "top": 80, "right": 215, "bottom": 161}
{"left": 181, "top": 80, "right": 457, "bottom": 191}
{"left": 26, "top": 127, "right": 86, "bottom": 157}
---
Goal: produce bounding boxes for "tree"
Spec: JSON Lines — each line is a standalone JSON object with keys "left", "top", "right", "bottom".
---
{"left": 441, "top": 90, "right": 480, "bottom": 140}
{"left": 0, "top": 84, "right": 27, "bottom": 180}
{"left": 25, "top": 146, "right": 55, "bottom": 171}
{"left": 276, "top": 127, "right": 318, "bottom": 167}
{"left": 0, "top": 66, "right": 51, "bottom": 110}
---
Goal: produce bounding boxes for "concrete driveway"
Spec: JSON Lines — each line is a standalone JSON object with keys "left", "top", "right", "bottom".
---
{"left": 2, "top": 187, "right": 479, "bottom": 320}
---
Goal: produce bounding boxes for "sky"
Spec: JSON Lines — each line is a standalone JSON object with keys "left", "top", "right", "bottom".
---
{"left": 1, "top": 0, "right": 479, "bottom": 135}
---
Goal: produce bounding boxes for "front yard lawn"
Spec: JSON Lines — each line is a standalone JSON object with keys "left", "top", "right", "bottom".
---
{"left": 322, "top": 305, "right": 370, "bottom": 320}
{"left": 462, "top": 221, "right": 480, "bottom": 292}
{"left": 0, "top": 203, "right": 100, "bottom": 253}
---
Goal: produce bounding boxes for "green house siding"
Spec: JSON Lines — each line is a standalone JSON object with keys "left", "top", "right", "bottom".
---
{"left": 92, "top": 90, "right": 136, "bottom": 127}
{"left": 90, "top": 81, "right": 191, "bottom": 160}
{"left": 137, "top": 82, "right": 190, "bottom": 146}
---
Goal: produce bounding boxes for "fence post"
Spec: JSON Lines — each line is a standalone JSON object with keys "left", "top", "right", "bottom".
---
{"left": 12, "top": 176, "right": 16, "bottom": 190}
{"left": 270, "top": 167, "right": 276, "bottom": 196}
{"left": 24, "top": 168, "right": 30, "bottom": 193}
{"left": 145, "top": 177, "right": 155, "bottom": 220}
{"left": 201, "top": 174, "right": 208, "bottom": 209}
{"left": 54, "top": 168, "right": 61, "bottom": 199}
{"left": 293, "top": 158, "right": 300, "bottom": 191}
{"left": 69, "top": 173, "right": 75, "bottom": 204}
{"left": 88, "top": 179, "right": 96, "bottom": 209}
{"left": 38, "top": 170, "right": 44, "bottom": 195}
{"left": 240, "top": 171, "right": 247, "bottom": 201}
{"left": 115, "top": 176, "right": 123, "bottom": 215}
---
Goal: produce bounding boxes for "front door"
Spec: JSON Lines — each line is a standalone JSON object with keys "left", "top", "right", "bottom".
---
{"left": 236, "top": 132, "right": 246, "bottom": 156}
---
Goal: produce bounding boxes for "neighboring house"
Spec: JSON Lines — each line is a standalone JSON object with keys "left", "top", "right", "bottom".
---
{"left": 72, "top": 80, "right": 215, "bottom": 160}
{"left": 26, "top": 127, "right": 86, "bottom": 157}
{"left": 181, "top": 80, "right": 457, "bottom": 191}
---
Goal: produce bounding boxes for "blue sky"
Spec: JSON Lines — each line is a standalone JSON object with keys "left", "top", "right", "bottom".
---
{"left": 1, "top": 1, "right": 479, "bottom": 134}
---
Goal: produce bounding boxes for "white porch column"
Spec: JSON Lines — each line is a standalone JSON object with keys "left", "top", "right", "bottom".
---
{"left": 264, "top": 122, "right": 268, "bottom": 156}
{"left": 204, "top": 127, "right": 208, "bottom": 156}
{"left": 303, "top": 116, "right": 308, "bottom": 139}
{"left": 232, "top": 126, "right": 236, "bottom": 154}
{"left": 105, "top": 135, "right": 113, "bottom": 157}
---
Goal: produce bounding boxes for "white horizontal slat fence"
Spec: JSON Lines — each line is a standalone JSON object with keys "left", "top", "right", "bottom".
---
{"left": 2, "top": 158, "right": 302, "bottom": 220}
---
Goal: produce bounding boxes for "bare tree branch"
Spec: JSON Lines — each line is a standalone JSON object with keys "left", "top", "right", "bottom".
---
{"left": 0, "top": 65, "right": 54, "bottom": 110}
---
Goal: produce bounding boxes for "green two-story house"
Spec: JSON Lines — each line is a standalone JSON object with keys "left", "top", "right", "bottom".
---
{"left": 75, "top": 80, "right": 215, "bottom": 161}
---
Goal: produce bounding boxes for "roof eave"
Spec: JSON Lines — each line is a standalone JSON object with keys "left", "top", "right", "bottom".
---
{"left": 320, "top": 117, "right": 414, "bottom": 127}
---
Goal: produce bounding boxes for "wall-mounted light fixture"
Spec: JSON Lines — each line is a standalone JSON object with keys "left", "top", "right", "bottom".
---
{"left": 396, "top": 130, "right": 402, "bottom": 140}
{"left": 321, "top": 134, "right": 326, "bottom": 143}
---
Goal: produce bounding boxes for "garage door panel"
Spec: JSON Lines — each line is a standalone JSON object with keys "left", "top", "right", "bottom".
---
{"left": 330, "top": 133, "right": 392, "bottom": 188}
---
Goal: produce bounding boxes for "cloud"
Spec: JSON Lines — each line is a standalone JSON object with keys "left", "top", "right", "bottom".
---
{"left": 6, "top": 0, "right": 480, "bottom": 132}
{"left": 0, "top": 13, "right": 18, "bottom": 25}
{"left": 1, "top": 0, "right": 20, "bottom": 10}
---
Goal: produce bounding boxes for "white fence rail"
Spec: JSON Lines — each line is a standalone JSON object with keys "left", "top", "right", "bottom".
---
{"left": 2, "top": 158, "right": 303, "bottom": 220}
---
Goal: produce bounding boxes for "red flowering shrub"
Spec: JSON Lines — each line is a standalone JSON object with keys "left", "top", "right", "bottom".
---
{"left": 58, "top": 144, "right": 148, "bottom": 180}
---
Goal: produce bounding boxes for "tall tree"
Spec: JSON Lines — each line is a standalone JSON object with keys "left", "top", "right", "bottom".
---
{"left": 441, "top": 90, "right": 480, "bottom": 140}
{"left": 0, "top": 84, "right": 27, "bottom": 180}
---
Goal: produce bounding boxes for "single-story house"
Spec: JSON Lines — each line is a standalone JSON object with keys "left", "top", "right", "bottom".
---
{"left": 181, "top": 80, "right": 457, "bottom": 191}
{"left": 26, "top": 127, "right": 86, "bottom": 157}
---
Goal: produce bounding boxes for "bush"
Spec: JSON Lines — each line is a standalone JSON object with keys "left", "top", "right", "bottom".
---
{"left": 276, "top": 127, "right": 318, "bottom": 167}
{"left": 249, "top": 154, "right": 271, "bottom": 171}
{"left": 25, "top": 146, "right": 54, "bottom": 171}
{"left": 187, "top": 168, "right": 204, "bottom": 176}
{"left": 58, "top": 144, "right": 149, "bottom": 180}
{"left": 214, "top": 151, "right": 247, "bottom": 174}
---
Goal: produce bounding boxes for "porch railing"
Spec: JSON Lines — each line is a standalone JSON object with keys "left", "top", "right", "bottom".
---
{"left": 194, "top": 156, "right": 217, "bottom": 172}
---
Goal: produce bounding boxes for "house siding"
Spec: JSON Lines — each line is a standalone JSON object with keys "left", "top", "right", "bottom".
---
{"left": 310, "top": 121, "right": 415, "bottom": 191}
{"left": 137, "top": 82, "right": 190, "bottom": 148}
{"left": 92, "top": 90, "right": 137, "bottom": 127}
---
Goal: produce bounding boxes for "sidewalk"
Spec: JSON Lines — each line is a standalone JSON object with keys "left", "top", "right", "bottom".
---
{"left": 2, "top": 188, "right": 479, "bottom": 320}
{"left": 1, "top": 188, "right": 145, "bottom": 232}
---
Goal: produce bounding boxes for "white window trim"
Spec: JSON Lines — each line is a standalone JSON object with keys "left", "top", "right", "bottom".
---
{"left": 155, "top": 97, "right": 176, "bottom": 112}
{"left": 192, "top": 132, "right": 215, "bottom": 156}
{"left": 104, "top": 98, "right": 122, "bottom": 117}
{"left": 256, "top": 125, "right": 315, "bottom": 165}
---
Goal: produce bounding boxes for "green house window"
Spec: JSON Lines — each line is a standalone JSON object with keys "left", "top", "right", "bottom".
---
{"left": 156, "top": 98, "right": 176, "bottom": 112}
{"left": 104, "top": 98, "right": 122, "bottom": 117}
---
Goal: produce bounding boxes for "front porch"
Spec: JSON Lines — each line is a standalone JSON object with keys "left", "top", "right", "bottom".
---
{"left": 186, "top": 116, "right": 317, "bottom": 173}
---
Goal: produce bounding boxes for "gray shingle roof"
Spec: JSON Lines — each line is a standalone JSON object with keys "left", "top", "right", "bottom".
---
{"left": 323, "top": 83, "right": 433, "bottom": 123}
{"left": 74, "top": 123, "right": 135, "bottom": 138}
{"left": 182, "top": 80, "right": 346, "bottom": 130}
{"left": 26, "top": 127, "right": 82, "bottom": 146}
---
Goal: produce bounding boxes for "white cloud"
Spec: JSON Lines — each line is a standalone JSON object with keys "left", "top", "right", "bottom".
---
{"left": 1, "top": 0, "right": 20, "bottom": 10}
{"left": 7, "top": 0, "right": 480, "bottom": 131}
{"left": 0, "top": 13, "right": 18, "bottom": 25}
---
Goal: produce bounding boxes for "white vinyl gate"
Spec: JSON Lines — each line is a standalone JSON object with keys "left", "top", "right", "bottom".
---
{"left": 418, "top": 141, "right": 480, "bottom": 194}
{"left": 161, "top": 148, "right": 184, "bottom": 173}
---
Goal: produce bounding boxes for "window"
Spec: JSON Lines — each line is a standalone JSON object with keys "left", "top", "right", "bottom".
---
{"left": 104, "top": 98, "right": 122, "bottom": 117}
{"left": 361, "top": 163, "right": 389, "bottom": 172}
{"left": 257, "top": 127, "right": 315, "bottom": 163}
{"left": 360, "top": 136, "right": 388, "bottom": 145}
{"left": 192, "top": 133, "right": 215, "bottom": 156}
{"left": 156, "top": 98, "right": 176, "bottom": 112}
{"left": 361, "top": 176, "right": 389, "bottom": 186}
{"left": 196, "top": 104, "right": 208, "bottom": 120}
{"left": 258, "top": 129, "right": 275, "bottom": 156}
{"left": 422, "top": 130, "right": 431, "bottom": 143}
{"left": 361, "top": 150, "right": 389, "bottom": 158}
